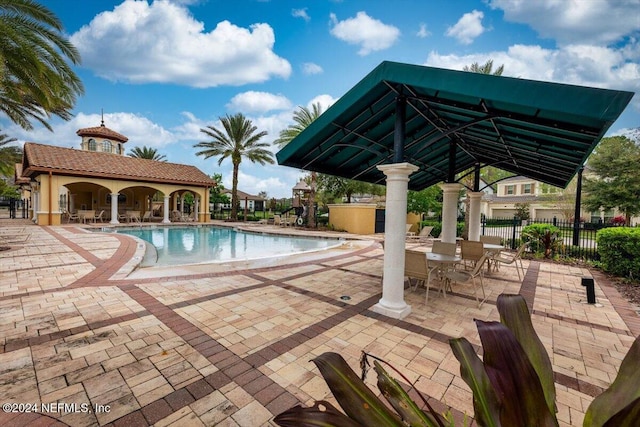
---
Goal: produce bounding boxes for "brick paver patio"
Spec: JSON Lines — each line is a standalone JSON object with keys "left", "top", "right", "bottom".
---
{"left": 0, "top": 218, "right": 638, "bottom": 426}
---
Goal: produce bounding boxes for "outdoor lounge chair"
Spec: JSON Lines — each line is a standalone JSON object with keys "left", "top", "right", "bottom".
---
{"left": 444, "top": 253, "right": 489, "bottom": 308}
{"left": 142, "top": 211, "right": 153, "bottom": 222}
{"left": 406, "top": 224, "right": 416, "bottom": 236}
{"left": 406, "top": 226, "right": 434, "bottom": 243}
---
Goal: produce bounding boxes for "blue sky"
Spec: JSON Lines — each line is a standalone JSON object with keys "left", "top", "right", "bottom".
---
{"left": 3, "top": 0, "right": 639, "bottom": 198}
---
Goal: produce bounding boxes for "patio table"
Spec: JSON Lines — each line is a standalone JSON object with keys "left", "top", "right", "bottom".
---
{"left": 77, "top": 210, "right": 95, "bottom": 224}
{"left": 483, "top": 243, "right": 505, "bottom": 272}
{"left": 426, "top": 252, "right": 462, "bottom": 299}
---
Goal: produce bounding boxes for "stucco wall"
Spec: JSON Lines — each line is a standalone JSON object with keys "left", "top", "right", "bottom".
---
{"left": 328, "top": 204, "right": 377, "bottom": 234}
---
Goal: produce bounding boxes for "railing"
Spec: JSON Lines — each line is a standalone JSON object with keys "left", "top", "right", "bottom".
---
{"left": 481, "top": 217, "right": 608, "bottom": 261}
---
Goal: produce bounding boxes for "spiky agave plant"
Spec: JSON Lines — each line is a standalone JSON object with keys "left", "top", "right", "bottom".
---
{"left": 274, "top": 293, "right": 640, "bottom": 426}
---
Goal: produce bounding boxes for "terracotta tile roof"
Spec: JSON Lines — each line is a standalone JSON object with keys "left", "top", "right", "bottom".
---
{"left": 22, "top": 143, "right": 216, "bottom": 187}
{"left": 14, "top": 163, "right": 29, "bottom": 185}
{"left": 76, "top": 124, "right": 129, "bottom": 142}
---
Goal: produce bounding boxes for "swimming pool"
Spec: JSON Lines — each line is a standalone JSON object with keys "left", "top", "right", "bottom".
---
{"left": 116, "top": 226, "right": 342, "bottom": 266}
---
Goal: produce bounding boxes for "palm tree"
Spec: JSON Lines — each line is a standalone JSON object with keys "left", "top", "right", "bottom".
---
{"left": 0, "top": 0, "right": 84, "bottom": 131}
{"left": 274, "top": 103, "right": 324, "bottom": 227}
{"left": 0, "top": 130, "right": 21, "bottom": 176}
{"left": 194, "top": 113, "right": 273, "bottom": 220}
{"left": 462, "top": 59, "right": 504, "bottom": 76}
{"left": 128, "top": 146, "right": 167, "bottom": 161}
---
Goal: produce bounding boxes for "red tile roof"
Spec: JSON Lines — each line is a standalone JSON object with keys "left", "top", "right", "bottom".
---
{"left": 22, "top": 143, "right": 216, "bottom": 187}
{"left": 76, "top": 124, "right": 128, "bottom": 142}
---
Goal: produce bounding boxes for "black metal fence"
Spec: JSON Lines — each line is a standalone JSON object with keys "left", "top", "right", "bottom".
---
{"left": 481, "top": 217, "right": 607, "bottom": 261}
{"left": 1, "top": 197, "right": 30, "bottom": 219}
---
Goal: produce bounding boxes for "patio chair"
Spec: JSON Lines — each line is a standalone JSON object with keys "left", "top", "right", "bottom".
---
{"left": 443, "top": 253, "right": 489, "bottom": 308}
{"left": 460, "top": 240, "right": 484, "bottom": 270}
{"left": 65, "top": 211, "right": 79, "bottom": 223}
{"left": 432, "top": 241, "right": 457, "bottom": 256}
{"left": 480, "top": 235, "right": 502, "bottom": 245}
{"left": 406, "top": 226, "right": 434, "bottom": 244}
{"left": 273, "top": 214, "right": 282, "bottom": 226}
{"left": 492, "top": 242, "right": 528, "bottom": 281}
{"left": 405, "top": 248, "right": 443, "bottom": 305}
{"left": 142, "top": 211, "right": 153, "bottom": 222}
{"left": 93, "top": 210, "right": 105, "bottom": 223}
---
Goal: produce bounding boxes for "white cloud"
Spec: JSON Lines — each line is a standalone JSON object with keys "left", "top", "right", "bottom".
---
{"left": 425, "top": 43, "right": 640, "bottom": 109}
{"left": 488, "top": 0, "right": 640, "bottom": 46}
{"left": 445, "top": 10, "right": 486, "bottom": 45}
{"left": 227, "top": 91, "right": 292, "bottom": 114}
{"left": 302, "top": 62, "right": 324, "bottom": 75}
{"left": 70, "top": 0, "right": 291, "bottom": 87}
{"left": 4, "top": 112, "right": 178, "bottom": 150}
{"left": 329, "top": 11, "right": 400, "bottom": 56}
{"left": 416, "top": 23, "right": 431, "bottom": 38}
{"left": 307, "top": 94, "right": 338, "bottom": 113}
{"left": 292, "top": 8, "right": 310, "bottom": 22}
{"left": 223, "top": 169, "right": 291, "bottom": 199}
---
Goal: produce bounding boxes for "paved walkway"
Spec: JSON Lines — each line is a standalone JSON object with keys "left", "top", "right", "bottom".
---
{"left": 0, "top": 219, "right": 638, "bottom": 426}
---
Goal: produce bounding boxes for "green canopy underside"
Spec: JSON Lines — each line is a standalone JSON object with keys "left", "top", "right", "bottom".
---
{"left": 276, "top": 61, "right": 634, "bottom": 190}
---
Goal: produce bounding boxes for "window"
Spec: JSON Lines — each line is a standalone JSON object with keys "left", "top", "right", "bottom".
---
{"left": 522, "top": 183, "right": 533, "bottom": 194}
{"left": 88, "top": 138, "right": 97, "bottom": 151}
{"left": 505, "top": 185, "right": 515, "bottom": 195}
{"left": 117, "top": 144, "right": 122, "bottom": 155}
{"left": 102, "top": 140, "right": 112, "bottom": 153}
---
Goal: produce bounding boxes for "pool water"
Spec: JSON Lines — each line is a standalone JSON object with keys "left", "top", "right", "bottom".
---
{"left": 116, "top": 226, "right": 341, "bottom": 266}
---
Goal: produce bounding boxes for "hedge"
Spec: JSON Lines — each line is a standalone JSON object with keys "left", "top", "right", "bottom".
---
{"left": 597, "top": 227, "right": 640, "bottom": 279}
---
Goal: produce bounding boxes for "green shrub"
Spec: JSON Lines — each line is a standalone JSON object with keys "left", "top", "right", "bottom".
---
{"left": 521, "top": 223, "right": 562, "bottom": 258}
{"left": 597, "top": 227, "right": 640, "bottom": 279}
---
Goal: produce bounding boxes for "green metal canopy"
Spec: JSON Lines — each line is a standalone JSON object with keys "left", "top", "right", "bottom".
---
{"left": 276, "top": 61, "right": 634, "bottom": 190}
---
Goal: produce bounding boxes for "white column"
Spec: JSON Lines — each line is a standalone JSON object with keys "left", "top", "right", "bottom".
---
{"left": 31, "top": 191, "right": 38, "bottom": 222}
{"left": 109, "top": 193, "right": 120, "bottom": 224}
{"left": 468, "top": 191, "right": 483, "bottom": 241}
{"left": 162, "top": 196, "right": 171, "bottom": 223}
{"left": 440, "top": 183, "right": 462, "bottom": 244}
{"left": 371, "top": 162, "right": 419, "bottom": 320}
{"left": 194, "top": 196, "right": 200, "bottom": 222}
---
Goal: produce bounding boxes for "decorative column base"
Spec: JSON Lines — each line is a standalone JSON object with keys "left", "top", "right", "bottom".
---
{"left": 371, "top": 302, "right": 413, "bottom": 319}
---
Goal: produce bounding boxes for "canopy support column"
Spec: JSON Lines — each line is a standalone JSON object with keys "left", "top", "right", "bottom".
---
{"left": 440, "top": 183, "right": 462, "bottom": 243}
{"left": 573, "top": 166, "right": 584, "bottom": 246}
{"left": 468, "top": 191, "right": 483, "bottom": 241}
{"left": 393, "top": 96, "right": 406, "bottom": 163}
{"left": 372, "top": 162, "right": 418, "bottom": 320}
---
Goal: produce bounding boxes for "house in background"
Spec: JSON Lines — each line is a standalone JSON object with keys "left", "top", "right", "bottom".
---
{"left": 218, "top": 189, "right": 267, "bottom": 213}
{"left": 17, "top": 120, "right": 215, "bottom": 225}
{"left": 481, "top": 176, "right": 564, "bottom": 220}
{"left": 480, "top": 175, "right": 636, "bottom": 225}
